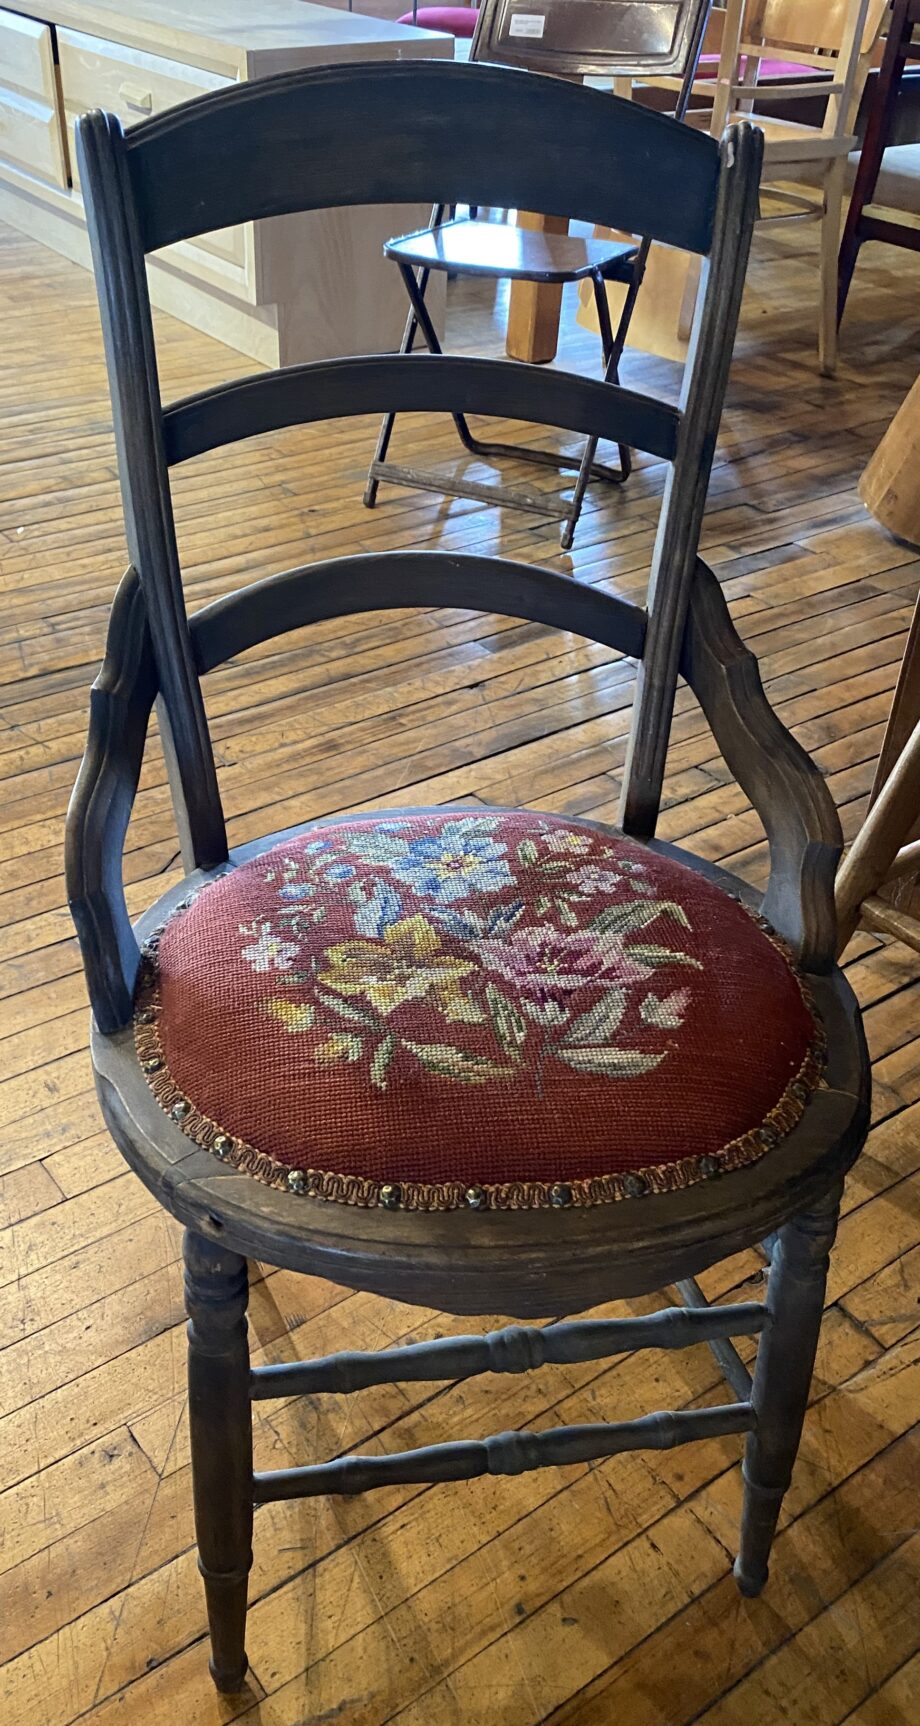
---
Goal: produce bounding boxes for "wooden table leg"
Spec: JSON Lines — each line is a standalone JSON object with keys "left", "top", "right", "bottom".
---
{"left": 505, "top": 212, "right": 568, "bottom": 363}
{"left": 859, "top": 370, "right": 920, "bottom": 549}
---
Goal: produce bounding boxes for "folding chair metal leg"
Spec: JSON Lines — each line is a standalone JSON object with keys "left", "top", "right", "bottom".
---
{"left": 364, "top": 206, "right": 448, "bottom": 509}
{"left": 559, "top": 267, "right": 638, "bottom": 551}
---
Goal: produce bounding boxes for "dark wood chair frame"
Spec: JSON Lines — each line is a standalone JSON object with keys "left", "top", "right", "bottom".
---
{"left": 66, "top": 61, "right": 868, "bottom": 1698}
{"left": 364, "top": 0, "right": 713, "bottom": 550}
{"left": 838, "top": 0, "right": 920, "bottom": 327}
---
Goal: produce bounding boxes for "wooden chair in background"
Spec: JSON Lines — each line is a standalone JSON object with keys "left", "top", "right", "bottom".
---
{"left": 837, "top": 0, "right": 920, "bottom": 326}
{"left": 704, "top": 0, "right": 888, "bottom": 374}
{"left": 68, "top": 61, "right": 870, "bottom": 1698}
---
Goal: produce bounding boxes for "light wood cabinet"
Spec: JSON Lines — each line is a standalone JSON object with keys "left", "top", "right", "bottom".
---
{"left": 0, "top": 1, "right": 450, "bottom": 363}
{"left": 0, "top": 9, "right": 69, "bottom": 187}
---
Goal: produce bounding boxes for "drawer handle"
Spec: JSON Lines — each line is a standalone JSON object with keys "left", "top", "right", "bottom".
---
{"left": 118, "top": 82, "right": 153, "bottom": 114}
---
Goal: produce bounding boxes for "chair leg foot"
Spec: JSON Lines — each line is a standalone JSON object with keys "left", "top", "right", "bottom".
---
{"left": 733, "top": 1552, "right": 769, "bottom": 1597}
{"left": 209, "top": 1653, "right": 250, "bottom": 1695}
{"left": 734, "top": 1184, "right": 841, "bottom": 1595}
{"left": 184, "top": 1230, "right": 253, "bottom": 1693}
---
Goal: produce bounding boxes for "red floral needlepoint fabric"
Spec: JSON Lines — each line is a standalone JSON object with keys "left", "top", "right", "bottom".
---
{"left": 133, "top": 811, "right": 824, "bottom": 1210}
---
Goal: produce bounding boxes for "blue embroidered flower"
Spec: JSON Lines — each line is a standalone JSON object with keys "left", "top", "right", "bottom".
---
{"left": 349, "top": 877, "right": 404, "bottom": 938}
{"left": 279, "top": 882, "right": 315, "bottom": 901}
{"left": 389, "top": 820, "right": 513, "bottom": 904}
{"left": 325, "top": 862, "right": 356, "bottom": 883}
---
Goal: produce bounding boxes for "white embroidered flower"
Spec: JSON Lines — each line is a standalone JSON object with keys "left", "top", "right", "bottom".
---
{"left": 240, "top": 923, "right": 299, "bottom": 973}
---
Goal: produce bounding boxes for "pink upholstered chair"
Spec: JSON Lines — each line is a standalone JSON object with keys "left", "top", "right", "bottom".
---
{"left": 397, "top": 4, "right": 478, "bottom": 37}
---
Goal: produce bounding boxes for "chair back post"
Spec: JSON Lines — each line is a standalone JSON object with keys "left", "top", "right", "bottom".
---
{"left": 76, "top": 108, "right": 228, "bottom": 874}
{"left": 621, "top": 119, "right": 764, "bottom": 837}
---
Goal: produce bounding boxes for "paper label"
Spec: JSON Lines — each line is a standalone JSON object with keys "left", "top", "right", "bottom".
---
{"left": 509, "top": 13, "right": 546, "bottom": 37}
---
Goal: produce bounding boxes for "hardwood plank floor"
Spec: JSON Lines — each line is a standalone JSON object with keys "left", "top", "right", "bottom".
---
{"left": 0, "top": 205, "right": 918, "bottom": 1726}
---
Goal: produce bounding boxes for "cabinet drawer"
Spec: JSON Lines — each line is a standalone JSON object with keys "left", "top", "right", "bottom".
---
{"left": 58, "top": 29, "right": 248, "bottom": 279}
{"left": 0, "top": 9, "right": 68, "bottom": 188}
{"left": 0, "top": 87, "right": 68, "bottom": 188}
{"left": 0, "top": 7, "right": 58, "bottom": 104}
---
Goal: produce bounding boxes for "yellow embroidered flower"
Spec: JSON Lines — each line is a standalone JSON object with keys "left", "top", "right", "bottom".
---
{"left": 319, "top": 915, "right": 475, "bottom": 1017}
{"left": 316, "top": 1033, "right": 363, "bottom": 1062}
{"left": 266, "top": 998, "right": 316, "bottom": 1032}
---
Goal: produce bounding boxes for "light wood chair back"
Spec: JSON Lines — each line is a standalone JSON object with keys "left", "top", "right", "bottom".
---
{"left": 710, "top": 0, "right": 885, "bottom": 144}
{"left": 700, "top": 0, "right": 888, "bottom": 373}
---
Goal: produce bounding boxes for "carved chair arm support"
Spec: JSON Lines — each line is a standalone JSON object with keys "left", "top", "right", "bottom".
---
{"left": 680, "top": 560, "right": 842, "bottom": 973}
{"left": 65, "top": 569, "right": 158, "bottom": 1032}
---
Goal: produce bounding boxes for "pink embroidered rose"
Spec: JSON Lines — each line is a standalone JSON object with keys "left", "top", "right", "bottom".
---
{"left": 475, "top": 925, "right": 653, "bottom": 1007}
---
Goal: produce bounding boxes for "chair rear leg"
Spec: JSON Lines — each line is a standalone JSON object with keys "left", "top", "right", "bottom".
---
{"left": 819, "top": 162, "right": 845, "bottom": 377}
{"left": 734, "top": 1183, "right": 842, "bottom": 1596}
{"left": 184, "top": 1230, "right": 253, "bottom": 1693}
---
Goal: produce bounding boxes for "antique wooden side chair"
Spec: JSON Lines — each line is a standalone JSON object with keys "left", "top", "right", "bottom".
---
{"left": 67, "top": 62, "right": 869, "bottom": 1697}
{"left": 363, "top": 0, "right": 713, "bottom": 549}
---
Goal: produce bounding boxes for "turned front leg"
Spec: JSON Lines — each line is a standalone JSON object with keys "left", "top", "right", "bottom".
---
{"left": 184, "top": 1230, "right": 253, "bottom": 1692}
{"left": 735, "top": 1183, "right": 842, "bottom": 1596}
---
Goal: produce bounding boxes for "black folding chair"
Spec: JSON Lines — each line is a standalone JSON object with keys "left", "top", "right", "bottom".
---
{"left": 365, "top": 0, "right": 713, "bottom": 548}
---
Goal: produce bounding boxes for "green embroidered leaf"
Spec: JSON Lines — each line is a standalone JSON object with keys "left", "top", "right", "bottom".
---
{"left": 625, "top": 945, "right": 703, "bottom": 969}
{"left": 562, "top": 988, "right": 627, "bottom": 1047}
{"left": 555, "top": 898, "right": 580, "bottom": 929}
{"left": 521, "top": 998, "right": 568, "bottom": 1028}
{"left": 370, "top": 1035, "right": 396, "bottom": 1090}
{"left": 640, "top": 988, "right": 691, "bottom": 1029}
{"left": 516, "top": 839, "right": 539, "bottom": 867}
{"left": 557, "top": 1047, "right": 665, "bottom": 1078}
{"left": 534, "top": 895, "right": 552, "bottom": 918}
{"left": 404, "top": 1041, "right": 519, "bottom": 1084}
{"left": 589, "top": 900, "right": 691, "bottom": 937}
{"left": 485, "top": 982, "right": 528, "bottom": 1056}
{"left": 315, "top": 988, "right": 382, "bottom": 1028}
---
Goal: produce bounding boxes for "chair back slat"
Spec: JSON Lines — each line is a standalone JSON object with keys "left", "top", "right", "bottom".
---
{"left": 190, "top": 552, "right": 647, "bottom": 676}
{"left": 164, "top": 356, "right": 681, "bottom": 469}
{"left": 115, "top": 61, "right": 721, "bottom": 259}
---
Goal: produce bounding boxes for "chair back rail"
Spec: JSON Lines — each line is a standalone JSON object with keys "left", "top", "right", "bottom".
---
{"left": 189, "top": 552, "right": 647, "bottom": 675}
{"left": 121, "top": 62, "right": 721, "bottom": 257}
{"left": 64, "top": 60, "right": 841, "bottom": 1034}
{"left": 163, "top": 356, "right": 681, "bottom": 469}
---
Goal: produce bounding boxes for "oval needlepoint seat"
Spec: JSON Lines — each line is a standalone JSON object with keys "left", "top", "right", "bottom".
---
{"left": 133, "top": 810, "right": 824, "bottom": 1212}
